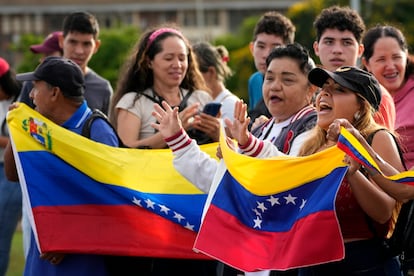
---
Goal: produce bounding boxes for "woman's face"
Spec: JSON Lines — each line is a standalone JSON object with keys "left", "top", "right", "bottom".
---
{"left": 364, "top": 36, "right": 407, "bottom": 95}
{"left": 315, "top": 78, "right": 361, "bottom": 130}
{"left": 262, "top": 57, "right": 314, "bottom": 122}
{"left": 150, "top": 36, "right": 189, "bottom": 89}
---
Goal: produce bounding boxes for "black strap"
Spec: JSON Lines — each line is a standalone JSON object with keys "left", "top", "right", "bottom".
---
{"left": 141, "top": 88, "right": 193, "bottom": 112}
{"left": 365, "top": 128, "right": 407, "bottom": 236}
{"left": 81, "top": 109, "right": 127, "bottom": 148}
{"left": 366, "top": 128, "right": 407, "bottom": 170}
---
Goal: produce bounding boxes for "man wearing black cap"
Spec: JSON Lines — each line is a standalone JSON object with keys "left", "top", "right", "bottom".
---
{"left": 17, "top": 32, "right": 65, "bottom": 261}
{"left": 4, "top": 56, "right": 119, "bottom": 275}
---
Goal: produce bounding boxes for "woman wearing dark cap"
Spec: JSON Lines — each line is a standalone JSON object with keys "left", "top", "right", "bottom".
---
{"left": 226, "top": 66, "right": 404, "bottom": 275}
{"left": 0, "top": 57, "right": 22, "bottom": 276}
{"left": 295, "top": 66, "right": 404, "bottom": 275}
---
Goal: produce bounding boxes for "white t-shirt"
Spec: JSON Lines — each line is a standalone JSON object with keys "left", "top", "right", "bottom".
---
{"left": 115, "top": 88, "right": 212, "bottom": 139}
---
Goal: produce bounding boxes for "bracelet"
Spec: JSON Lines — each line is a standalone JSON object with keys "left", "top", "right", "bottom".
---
{"left": 360, "top": 166, "right": 380, "bottom": 177}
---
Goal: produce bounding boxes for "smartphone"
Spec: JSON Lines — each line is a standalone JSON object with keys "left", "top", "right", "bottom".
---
{"left": 202, "top": 102, "right": 222, "bottom": 116}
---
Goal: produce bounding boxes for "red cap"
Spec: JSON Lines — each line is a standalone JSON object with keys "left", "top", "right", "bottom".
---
{"left": 0, "top": 58, "right": 10, "bottom": 77}
{"left": 30, "top": 31, "right": 63, "bottom": 54}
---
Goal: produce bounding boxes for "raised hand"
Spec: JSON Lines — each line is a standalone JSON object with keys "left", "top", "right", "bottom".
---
{"left": 151, "top": 101, "right": 183, "bottom": 138}
{"left": 327, "top": 118, "right": 362, "bottom": 144}
{"left": 224, "top": 100, "right": 250, "bottom": 146}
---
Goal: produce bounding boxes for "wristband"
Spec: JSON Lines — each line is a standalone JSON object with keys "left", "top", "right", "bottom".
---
{"left": 361, "top": 166, "right": 380, "bottom": 177}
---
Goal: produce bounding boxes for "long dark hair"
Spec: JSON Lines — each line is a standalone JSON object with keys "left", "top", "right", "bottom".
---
{"left": 110, "top": 24, "right": 207, "bottom": 123}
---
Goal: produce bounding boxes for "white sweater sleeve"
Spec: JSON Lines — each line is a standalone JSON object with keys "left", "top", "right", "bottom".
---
{"left": 238, "top": 133, "right": 287, "bottom": 158}
{"left": 165, "top": 129, "right": 218, "bottom": 193}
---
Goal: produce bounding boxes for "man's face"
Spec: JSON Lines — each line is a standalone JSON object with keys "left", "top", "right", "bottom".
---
{"left": 313, "top": 28, "right": 364, "bottom": 71}
{"left": 59, "top": 31, "right": 101, "bottom": 73}
{"left": 250, "top": 33, "right": 285, "bottom": 73}
{"left": 29, "top": 80, "right": 55, "bottom": 116}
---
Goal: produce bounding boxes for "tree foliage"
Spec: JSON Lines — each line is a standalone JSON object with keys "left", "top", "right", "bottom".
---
{"left": 89, "top": 26, "right": 140, "bottom": 90}
{"left": 214, "top": 14, "right": 260, "bottom": 102}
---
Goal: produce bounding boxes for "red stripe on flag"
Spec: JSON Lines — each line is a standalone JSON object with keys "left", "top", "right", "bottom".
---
{"left": 33, "top": 205, "right": 210, "bottom": 260}
{"left": 195, "top": 205, "right": 343, "bottom": 271}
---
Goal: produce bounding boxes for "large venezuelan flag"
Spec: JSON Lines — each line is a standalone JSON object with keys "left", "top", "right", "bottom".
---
{"left": 194, "top": 134, "right": 348, "bottom": 271}
{"left": 7, "top": 103, "right": 217, "bottom": 259}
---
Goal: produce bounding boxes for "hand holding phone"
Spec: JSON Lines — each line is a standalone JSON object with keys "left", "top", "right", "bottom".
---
{"left": 202, "top": 102, "right": 221, "bottom": 117}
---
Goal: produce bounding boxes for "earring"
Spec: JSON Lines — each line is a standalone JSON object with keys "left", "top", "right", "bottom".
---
{"left": 353, "top": 111, "right": 361, "bottom": 121}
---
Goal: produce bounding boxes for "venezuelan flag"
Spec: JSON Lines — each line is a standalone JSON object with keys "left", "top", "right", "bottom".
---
{"left": 194, "top": 133, "right": 347, "bottom": 271}
{"left": 338, "top": 127, "right": 414, "bottom": 186}
{"left": 337, "top": 127, "right": 381, "bottom": 172}
{"left": 8, "top": 103, "right": 217, "bottom": 259}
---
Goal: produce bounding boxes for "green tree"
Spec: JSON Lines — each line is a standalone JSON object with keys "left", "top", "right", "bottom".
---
{"left": 12, "top": 34, "right": 47, "bottom": 73}
{"left": 89, "top": 26, "right": 140, "bottom": 90}
{"left": 214, "top": 14, "right": 261, "bottom": 103}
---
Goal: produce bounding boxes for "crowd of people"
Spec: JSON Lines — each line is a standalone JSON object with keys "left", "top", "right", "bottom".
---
{"left": 0, "top": 4, "right": 413, "bottom": 276}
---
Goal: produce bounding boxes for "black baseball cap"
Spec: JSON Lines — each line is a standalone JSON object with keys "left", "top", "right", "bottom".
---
{"left": 308, "top": 66, "right": 382, "bottom": 111}
{"left": 16, "top": 56, "right": 85, "bottom": 100}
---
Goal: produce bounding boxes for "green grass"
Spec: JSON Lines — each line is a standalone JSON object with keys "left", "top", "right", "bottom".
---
{"left": 6, "top": 229, "right": 24, "bottom": 276}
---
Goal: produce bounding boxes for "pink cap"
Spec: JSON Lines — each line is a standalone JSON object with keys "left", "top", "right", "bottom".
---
{"left": 30, "top": 31, "right": 63, "bottom": 54}
{"left": 0, "top": 58, "right": 10, "bottom": 77}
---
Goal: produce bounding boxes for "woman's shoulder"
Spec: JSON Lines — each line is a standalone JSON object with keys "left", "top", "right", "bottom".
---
{"left": 217, "top": 89, "right": 239, "bottom": 103}
{"left": 116, "top": 92, "right": 138, "bottom": 107}
{"left": 368, "top": 128, "right": 400, "bottom": 153}
{"left": 187, "top": 89, "right": 213, "bottom": 103}
{"left": 117, "top": 88, "right": 154, "bottom": 105}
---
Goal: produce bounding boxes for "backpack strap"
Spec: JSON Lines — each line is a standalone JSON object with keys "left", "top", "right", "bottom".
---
{"left": 81, "top": 109, "right": 127, "bottom": 148}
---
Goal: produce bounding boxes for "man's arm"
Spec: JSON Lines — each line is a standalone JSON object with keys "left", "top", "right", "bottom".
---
{"left": 4, "top": 140, "right": 18, "bottom": 181}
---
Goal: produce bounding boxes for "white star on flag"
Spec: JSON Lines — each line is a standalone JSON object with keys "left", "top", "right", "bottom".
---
{"left": 300, "top": 199, "right": 307, "bottom": 210}
{"left": 284, "top": 194, "right": 297, "bottom": 205}
{"left": 159, "top": 204, "right": 170, "bottom": 214}
{"left": 132, "top": 197, "right": 142, "bottom": 207}
{"left": 173, "top": 212, "right": 185, "bottom": 222}
{"left": 256, "top": 201, "right": 267, "bottom": 213}
{"left": 145, "top": 198, "right": 155, "bottom": 209}
{"left": 267, "top": 195, "right": 280, "bottom": 206}
{"left": 253, "top": 216, "right": 262, "bottom": 229}
{"left": 184, "top": 222, "right": 195, "bottom": 231}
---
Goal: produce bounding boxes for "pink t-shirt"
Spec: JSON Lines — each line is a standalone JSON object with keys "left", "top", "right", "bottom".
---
{"left": 374, "top": 85, "right": 396, "bottom": 131}
{"left": 393, "top": 76, "right": 414, "bottom": 169}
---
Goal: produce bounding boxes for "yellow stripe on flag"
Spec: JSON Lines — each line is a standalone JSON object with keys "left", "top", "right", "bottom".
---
{"left": 7, "top": 103, "right": 218, "bottom": 194}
